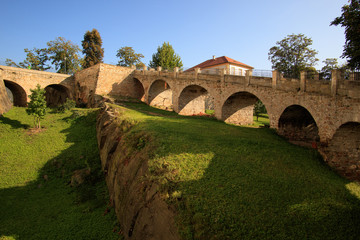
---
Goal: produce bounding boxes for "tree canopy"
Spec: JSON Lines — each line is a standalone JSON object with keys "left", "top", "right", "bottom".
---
{"left": 82, "top": 29, "right": 104, "bottom": 69}
{"left": 320, "top": 58, "right": 339, "bottom": 80}
{"left": 26, "top": 84, "right": 47, "bottom": 129}
{"left": 47, "top": 37, "right": 82, "bottom": 74}
{"left": 331, "top": 0, "right": 360, "bottom": 70}
{"left": 6, "top": 48, "right": 50, "bottom": 71}
{"left": 149, "top": 42, "right": 183, "bottom": 71}
{"left": 116, "top": 46, "right": 144, "bottom": 68}
{"left": 6, "top": 37, "right": 82, "bottom": 74}
{"left": 268, "top": 34, "right": 319, "bottom": 78}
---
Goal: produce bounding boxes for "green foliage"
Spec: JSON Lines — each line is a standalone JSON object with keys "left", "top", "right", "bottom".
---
{"left": 26, "top": 84, "right": 47, "bottom": 128}
{"left": 47, "top": 37, "right": 82, "bottom": 74}
{"left": 331, "top": 0, "right": 360, "bottom": 70}
{"left": 6, "top": 48, "right": 50, "bottom": 71}
{"left": 5, "top": 58, "right": 20, "bottom": 67}
{"left": 116, "top": 46, "right": 144, "bottom": 67}
{"left": 114, "top": 102, "right": 360, "bottom": 240}
{"left": 149, "top": 42, "right": 183, "bottom": 71}
{"left": 320, "top": 58, "right": 339, "bottom": 80}
{"left": 0, "top": 107, "right": 119, "bottom": 239}
{"left": 56, "top": 98, "right": 76, "bottom": 113}
{"left": 268, "top": 33, "right": 319, "bottom": 78}
{"left": 253, "top": 100, "right": 267, "bottom": 121}
{"left": 82, "top": 29, "right": 104, "bottom": 69}
{"left": 6, "top": 37, "right": 82, "bottom": 74}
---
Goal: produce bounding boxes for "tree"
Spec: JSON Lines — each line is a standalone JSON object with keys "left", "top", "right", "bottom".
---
{"left": 26, "top": 84, "right": 47, "bottom": 129}
{"left": 116, "top": 46, "right": 144, "bottom": 67}
{"left": 82, "top": 29, "right": 104, "bottom": 69}
{"left": 253, "top": 100, "right": 267, "bottom": 121}
{"left": 6, "top": 48, "right": 50, "bottom": 71}
{"left": 321, "top": 58, "right": 339, "bottom": 80}
{"left": 331, "top": 0, "right": 360, "bottom": 70}
{"left": 47, "top": 37, "right": 82, "bottom": 74}
{"left": 5, "top": 58, "right": 19, "bottom": 68}
{"left": 149, "top": 42, "right": 183, "bottom": 71}
{"left": 268, "top": 34, "right": 319, "bottom": 78}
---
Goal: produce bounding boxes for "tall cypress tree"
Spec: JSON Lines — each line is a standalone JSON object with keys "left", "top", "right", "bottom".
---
{"left": 82, "top": 29, "right": 104, "bottom": 69}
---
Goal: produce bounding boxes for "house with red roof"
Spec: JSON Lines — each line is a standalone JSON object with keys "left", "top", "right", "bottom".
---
{"left": 185, "top": 56, "right": 253, "bottom": 76}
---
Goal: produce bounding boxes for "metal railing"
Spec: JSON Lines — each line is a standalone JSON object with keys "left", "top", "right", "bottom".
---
{"left": 252, "top": 69, "right": 272, "bottom": 78}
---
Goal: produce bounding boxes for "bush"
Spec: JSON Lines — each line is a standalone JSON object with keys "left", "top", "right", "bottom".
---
{"left": 56, "top": 98, "right": 76, "bottom": 113}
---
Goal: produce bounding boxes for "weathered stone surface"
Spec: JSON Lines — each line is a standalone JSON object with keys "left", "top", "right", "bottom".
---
{"left": 96, "top": 106, "right": 180, "bottom": 240}
{"left": 0, "top": 70, "right": 12, "bottom": 115}
{"left": 2, "top": 63, "right": 360, "bottom": 181}
{"left": 0, "top": 65, "right": 73, "bottom": 111}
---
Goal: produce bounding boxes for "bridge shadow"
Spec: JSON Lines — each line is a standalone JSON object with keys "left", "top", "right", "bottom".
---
{"left": 0, "top": 109, "right": 118, "bottom": 240}
{"left": 123, "top": 104, "right": 360, "bottom": 239}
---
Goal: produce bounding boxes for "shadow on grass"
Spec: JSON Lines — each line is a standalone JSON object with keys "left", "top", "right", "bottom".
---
{"left": 0, "top": 115, "right": 30, "bottom": 129}
{"left": 125, "top": 105, "right": 360, "bottom": 240}
{"left": 0, "top": 110, "right": 119, "bottom": 240}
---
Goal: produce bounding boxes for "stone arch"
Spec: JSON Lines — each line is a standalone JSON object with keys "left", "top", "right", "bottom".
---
{"left": 148, "top": 80, "right": 173, "bottom": 110}
{"left": 3, "top": 80, "right": 27, "bottom": 107}
{"left": 45, "top": 84, "right": 71, "bottom": 107}
{"left": 221, "top": 91, "right": 268, "bottom": 126}
{"left": 178, "top": 84, "right": 213, "bottom": 115}
{"left": 128, "top": 78, "right": 145, "bottom": 101}
{"left": 323, "top": 122, "right": 360, "bottom": 180}
{"left": 277, "top": 104, "right": 319, "bottom": 142}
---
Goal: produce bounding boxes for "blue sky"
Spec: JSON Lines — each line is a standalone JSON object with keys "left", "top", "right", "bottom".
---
{"left": 0, "top": 0, "right": 347, "bottom": 70}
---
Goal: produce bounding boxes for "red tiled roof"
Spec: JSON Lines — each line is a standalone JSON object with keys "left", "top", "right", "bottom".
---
{"left": 185, "top": 56, "right": 253, "bottom": 72}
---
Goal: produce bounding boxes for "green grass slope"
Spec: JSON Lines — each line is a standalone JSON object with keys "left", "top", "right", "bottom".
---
{"left": 0, "top": 107, "right": 120, "bottom": 240}
{"left": 116, "top": 102, "right": 360, "bottom": 240}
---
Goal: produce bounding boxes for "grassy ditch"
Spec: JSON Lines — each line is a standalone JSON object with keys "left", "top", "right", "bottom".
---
{"left": 0, "top": 107, "right": 120, "bottom": 240}
{"left": 113, "top": 102, "right": 360, "bottom": 240}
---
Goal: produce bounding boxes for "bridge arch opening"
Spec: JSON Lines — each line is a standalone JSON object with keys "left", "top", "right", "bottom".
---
{"left": 3, "top": 80, "right": 27, "bottom": 107}
{"left": 222, "top": 92, "right": 268, "bottom": 126}
{"left": 130, "top": 78, "right": 145, "bottom": 101}
{"left": 178, "top": 85, "right": 214, "bottom": 115}
{"left": 324, "top": 122, "right": 360, "bottom": 180}
{"left": 45, "top": 84, "right": 71, "bottom": 107}
{"left": 148, "top": 80, "right": 173, "bottom": 110}
{"left": 278, "top": 105, "right": 319, "bottom": 143}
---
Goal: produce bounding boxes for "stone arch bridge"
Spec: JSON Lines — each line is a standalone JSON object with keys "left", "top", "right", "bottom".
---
{"left": 1, "top": 63, "right": 360, "bottom": 180}
{"left": 0, "top": 65, "right": 74, "bottom": 109}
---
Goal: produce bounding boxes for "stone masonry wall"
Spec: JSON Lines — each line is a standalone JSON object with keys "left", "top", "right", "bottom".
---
{"left": 96, "top": 64, "right": 140, "bottom": 99}
{"left": 0, "top": 70, "right": 12, "bottom": 115}
{"left": 320, "top": 122, "right": 360, "bottom": 180}
{"left": 74, "top": 64, "right": 100, "bottom": 107}
{"left": 148, "top": 80, "right": 173, "bottom": 110}
{"left": 178, "top": 85, "right": 207, "bottom": 115}
{"left": 1, "top": 65, "right": 72, "bottom": 103}
{"left": 222, "top": 92, "right": 258, "bottom": 125}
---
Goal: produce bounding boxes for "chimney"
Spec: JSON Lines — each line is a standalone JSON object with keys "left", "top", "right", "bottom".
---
{"left": 213, "top": 55, "right": 216, "bottom": 60}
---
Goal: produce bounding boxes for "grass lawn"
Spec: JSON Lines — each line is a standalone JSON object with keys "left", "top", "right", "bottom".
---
{"left": 0, "top": 107, "right": 120, "bottom": 240}
{"left": 116, "top": 102, "right": 360, "bottom": 240}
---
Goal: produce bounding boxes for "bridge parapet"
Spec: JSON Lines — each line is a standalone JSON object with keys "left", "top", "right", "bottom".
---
{"left": 133, "top": 67, "right": 360, "bottom": 99}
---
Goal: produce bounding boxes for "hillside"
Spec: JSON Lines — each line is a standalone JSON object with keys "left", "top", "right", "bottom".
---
{"left": 1, "top": 104, "right": 360, "bottom": 239}
{"left": 0, "top": 107, "right": 120, "bottom": 240}
{"left": 104, "top": 102, "right": 360, "bottom": 240}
